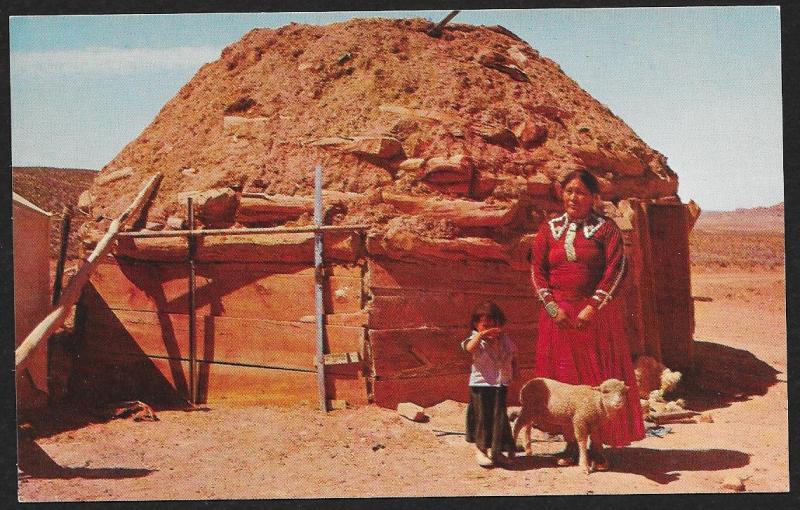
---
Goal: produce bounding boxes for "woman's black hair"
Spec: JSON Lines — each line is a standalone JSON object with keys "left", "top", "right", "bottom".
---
{"left": 560, "top": 169, "right": 600, "bottom": 195}
{"left": 470, "top": 301, "right": 507, "bottom": 329}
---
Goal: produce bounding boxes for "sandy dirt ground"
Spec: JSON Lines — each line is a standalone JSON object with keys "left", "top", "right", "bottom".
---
{"left": 17, "top": 268, "right": 788, "bottom": 500}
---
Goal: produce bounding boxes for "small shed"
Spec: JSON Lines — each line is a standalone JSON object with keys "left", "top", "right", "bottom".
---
{"left": 13, "top": 192, "right": 52, "bottom": 409}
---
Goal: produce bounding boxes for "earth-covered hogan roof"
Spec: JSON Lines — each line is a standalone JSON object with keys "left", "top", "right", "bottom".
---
{"left": 81, "top": 17, "right": 679, "bottom": 256}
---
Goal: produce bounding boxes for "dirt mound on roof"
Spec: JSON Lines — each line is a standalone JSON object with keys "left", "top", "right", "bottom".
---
{"left": 84, "top": 17, "right": 678, "bottom": 242}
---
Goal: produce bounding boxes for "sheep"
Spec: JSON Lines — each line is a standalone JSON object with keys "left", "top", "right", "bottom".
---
{"left": 512, "top": 377, "right": 629, "bottom": 474}
{"left": 634, "top": 355, "right": 681, "bottom": 400}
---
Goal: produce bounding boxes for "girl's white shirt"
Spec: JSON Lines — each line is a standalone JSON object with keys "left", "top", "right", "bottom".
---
{"left": 461, "top": 331, "right": 517, "bottom": 386}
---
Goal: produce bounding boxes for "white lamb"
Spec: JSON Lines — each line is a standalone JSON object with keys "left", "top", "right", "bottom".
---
{"left": 512, "top": 377, "right": 629, "bottom": 474}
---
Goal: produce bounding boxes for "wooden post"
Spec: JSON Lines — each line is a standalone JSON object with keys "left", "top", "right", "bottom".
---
{"left": 187, "top": 197, "right": 197, "bottom": 404}
{"left": 314, "top": 164, "right": 328, "bottom": 412}
{"left": 15, "top": 173, "right": 163, "bottom": 368}
{"left": 428, "top": 10, "right": 460, "bottom": 37}
{"left": 52, "top": 206, "right": 72, "bottom": 306}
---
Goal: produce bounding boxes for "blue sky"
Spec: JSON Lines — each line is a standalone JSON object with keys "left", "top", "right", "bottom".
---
{"left": 9, "top": 7, "right": 782, "bottom": 211}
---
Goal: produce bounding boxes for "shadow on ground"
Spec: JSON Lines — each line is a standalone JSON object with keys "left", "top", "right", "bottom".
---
{"left": 680, "top": 341, "right": 781, "bottom": 412}
{"left": 17, "top": 437, "right": 154, "bottom": 480}
{"left": 610, "top": 446, "right": 751, "bottom": 484}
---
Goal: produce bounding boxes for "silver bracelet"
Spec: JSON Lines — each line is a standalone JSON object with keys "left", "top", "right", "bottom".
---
{"left": 545, "top": 301, "right": 559, "bottom": 318}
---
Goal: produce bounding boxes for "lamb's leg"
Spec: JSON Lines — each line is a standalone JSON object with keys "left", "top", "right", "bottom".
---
{"left": 573, "top": 421, "right": 591, "bottom": 474}
{"left": 512, "top": 410, "right": 532, "bottom": 456}
{"left": 524, "top": 424, "right": 533, "bottom": 456}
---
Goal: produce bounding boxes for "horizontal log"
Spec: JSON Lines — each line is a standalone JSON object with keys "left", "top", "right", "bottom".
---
{"left": 236, "top": 195, "right": 315, "bottom": 224}
{"left": 115, "top": 231, "right": 363, "bottom": 263}
{"left": 570, "top": 145, "right": 646, "bottom": 177}
{"left": 236, "top": 192, "right": 362, "bottom": 225}
{"left": 367, "top": 289, "right": 540, "bottom": 329}
{"left": 372, "top": 372, "right": 470, "bottom": 408}
{"left": 88, "top": 259, "right": 363, "bottom": 319}
{"left": 367, "top": 257, "right": 532, "bottom": 295}
{"left": 318, "top": 352, "right": 361, "bottom": 366}
{"left": 371, "top": 367, "right": 537, "bottom": 408}
{"left": 473, "top": 174, "right": 553, "bottom": 199}
{"left": 367, "top": 234, "right": 509, "bottom": 263}
{"left": 298, "top": 311, "right": 368, "bottom": 327}
{"left": 369, "top": 326, "right": 537, "bottom": 379}
{"left": 82, "top": 306, "right": 364, "bottom": 369}
{"left": 381, "top": 192, "right": 520, "bottom": 228}
{"left": 378, "top": 104, "right": 458, "bottom": 124}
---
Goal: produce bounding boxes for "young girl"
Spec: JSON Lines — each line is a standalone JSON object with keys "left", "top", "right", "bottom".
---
{"left": 462, "top": 301, "right": 519, "bottom": 467}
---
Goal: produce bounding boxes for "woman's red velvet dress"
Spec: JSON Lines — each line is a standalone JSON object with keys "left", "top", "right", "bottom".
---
{"left": 531, "top": 213, "right": 645, "bottom": 447}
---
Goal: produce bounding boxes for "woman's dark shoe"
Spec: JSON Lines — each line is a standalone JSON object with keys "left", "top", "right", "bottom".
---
{"left": 590, "top": 448, "right": 611, "bottom": 472}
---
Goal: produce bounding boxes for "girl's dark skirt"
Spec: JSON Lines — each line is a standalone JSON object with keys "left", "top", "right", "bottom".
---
{"left": 465, "top": 386, "right": 515, "bottom": 454}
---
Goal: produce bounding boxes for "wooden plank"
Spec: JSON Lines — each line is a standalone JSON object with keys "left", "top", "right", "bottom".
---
{"left": 116, "top": 231, "right": 362, "bottom": 263}
{"left": 368, "top": 326, "right": 537, "bottom": 379}
{"left": 89, "top": 260, "right": 363, "bottom": 320}
{"left": 83, "top": 306, "right": 365, "bottom": 367}
{"left": 381, "top": 192, "right": 520, "bottom": 228}
{"left": 195, "top": 361, "right": 367, "bottom": 406}
{"left": 367, "top": 234, "right": 509, "bottom": 263}
{"left": 367, "top": 257, "right": 532, "bottom": 295}
{"left": 299, "top": 311, "right": 368, "bottom": 327}
{"left": 72, "top": 348, "right": 368, "bottom": 406}
{"left": 368, "top": 290, "right": 539, "bottom": 329}
{"left": 236, "top": 195, "right": 314, "bottom": 224}
{"left": 372, "top": 373, "right": 470, "bottom": 408}
{"left": 647, "top": 203, "right": 694, "bottom": 371}
{"left": 198, "top": 264, "right": 362, "bottom": 319}
{"left": 69, "top": 350, "right": 192, "bottom": 406}
{"left": 371, "top": 367, "right": 537, "bottom": 408}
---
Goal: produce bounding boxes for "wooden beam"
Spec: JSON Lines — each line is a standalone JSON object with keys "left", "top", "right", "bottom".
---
{"left": 51, "top": 206, "right": 72, "bottom": 305}
{"left": 427, "top": 10, "right": 460, "bottom": 37}
{"left": 116, "top": 224, "right": 369, "bottom": 239}
{"left": 314, "top": 164, "right": 328, "bottom": 413}
{"left": 15, "top": 173, "right": 163, "bottom": 368}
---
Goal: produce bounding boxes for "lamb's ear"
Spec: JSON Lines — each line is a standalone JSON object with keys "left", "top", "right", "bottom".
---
{"left": 591, "top": 385, "right": 601, "bottom": 391}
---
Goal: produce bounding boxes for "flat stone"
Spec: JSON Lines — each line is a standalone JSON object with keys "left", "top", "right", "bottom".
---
{"left": 166, "top": 216, "right": 185, "bottom": 230}
{"left": 77, "top": 190, "right": 94, "bottom": 212}
{"left": 397, "top": 402, "right": 428, "bottom": 422}
{"left": 423, "top": 155, "right": 473, "bottom": 184}
{"left": 722, "top": 476, "right": 745, "bottom": 491}
{"left": 95, "top": 167, "right": 133, "bottom": 186}
{"left": 398, "top": 158, "right": 426, "bottom": 172}
{"left": 177, "top": 188, "right": 239, "bottom": 227}
{"left": 512, "top": 121, "right": 547, "bottom": 149}
{"left": 345, "top": 136, "right": 404, "bottom": 159}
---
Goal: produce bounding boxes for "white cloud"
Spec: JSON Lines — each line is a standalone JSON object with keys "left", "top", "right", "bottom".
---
{"left": 10, "top": 46, "right": 221, "bottom": 76}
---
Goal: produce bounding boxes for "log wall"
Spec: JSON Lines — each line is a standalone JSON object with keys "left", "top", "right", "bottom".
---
{"left": 69, "top": 201, "right": 694, "bottom": 409}
{"left": 365, "top": 257, "right": 540, "bottom": 407}
{"left": 72, "top": 259, "right": 369, "bottom": 406}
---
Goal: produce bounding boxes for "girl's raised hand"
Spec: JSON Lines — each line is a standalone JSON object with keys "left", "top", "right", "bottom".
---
{"left": 480, "top": 327, "right": 502, "bottom": 340}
